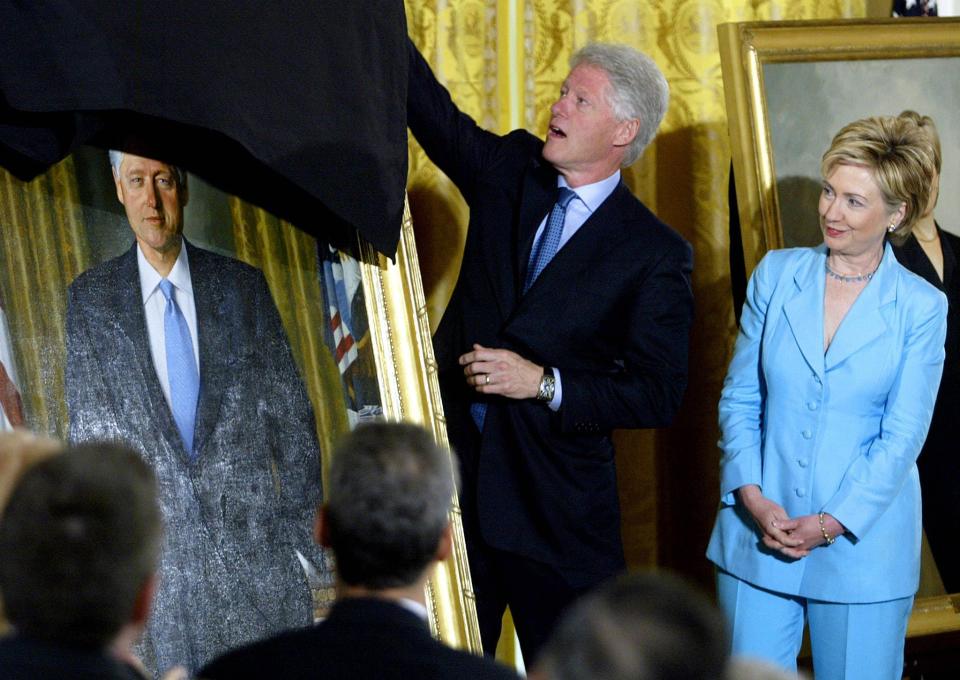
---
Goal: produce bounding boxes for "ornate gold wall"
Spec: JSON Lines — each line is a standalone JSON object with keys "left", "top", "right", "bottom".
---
{"left": 406, "top": 0, "right": 866, "bottom": 589}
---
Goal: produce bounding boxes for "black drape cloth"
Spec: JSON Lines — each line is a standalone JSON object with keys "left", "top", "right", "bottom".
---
{"left": 0, "top": 2, "right": 408, "bottom": 256}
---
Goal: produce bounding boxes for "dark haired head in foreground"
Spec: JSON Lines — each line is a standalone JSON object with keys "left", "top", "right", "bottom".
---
{"left": 201, "top": 422, "right": 518, "bottom": 680}
{"left": 533, "top": 571, "right": 728, "bottom": 680}
{"left": 0, "top": 442, "right": 164, "bottom": 680}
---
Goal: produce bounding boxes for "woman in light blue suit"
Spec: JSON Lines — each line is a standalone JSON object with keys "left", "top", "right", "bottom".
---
{"left": 708, "top": 116, "right": 947, "bottom": 679}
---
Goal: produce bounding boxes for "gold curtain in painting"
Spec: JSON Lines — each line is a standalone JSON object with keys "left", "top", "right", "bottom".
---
{"left": 0, "top": 160, "right": 90, "bottom": 438}
{"left": 406, "top": 0, "right": 867, "bottom": 592}
{"left": 228, "top": 200, "right": 351, "bottom": 479}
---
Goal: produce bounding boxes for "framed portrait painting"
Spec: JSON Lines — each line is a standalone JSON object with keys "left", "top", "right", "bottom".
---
{"left": 0, "top": 147, "right": 480, "bottom": 655}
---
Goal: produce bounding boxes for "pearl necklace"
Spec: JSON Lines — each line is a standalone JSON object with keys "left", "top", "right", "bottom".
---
{"left": 825, "top": 260, "right": 878, "bottom": 284}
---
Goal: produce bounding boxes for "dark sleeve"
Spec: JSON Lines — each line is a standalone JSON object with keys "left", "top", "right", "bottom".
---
{"left": 406, "top": 37, "right": 502, "bottom": 201}
{"left": 65, "top": 282, "right": 120, "bottom": 443}
{"left": 559, "top": 241, "right": 695, "bottom": 431}
{"left": 252, "top": 273, "right": 334, "bottom": 588}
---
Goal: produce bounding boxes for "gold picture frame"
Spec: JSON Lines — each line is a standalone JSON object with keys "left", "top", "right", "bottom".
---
{"left": 719, "top": 16, "right": 960, "bottom": 649}
{"left": 359, "top": 201, "right": 480, "bottom": 650}
{"left": 0, "top": 149, "right": 479, "bottom": 654}
{"left": 720, "top": 17, "right": 960, "bottom": 277}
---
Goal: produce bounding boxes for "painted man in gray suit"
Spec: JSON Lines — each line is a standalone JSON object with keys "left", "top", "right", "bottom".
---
{"left": 65, "top": 151, "right": 329, "bottom": 676}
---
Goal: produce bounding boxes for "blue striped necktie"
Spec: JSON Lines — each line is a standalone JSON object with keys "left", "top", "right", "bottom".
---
{"left": 160, "top": 279, "right": 199, "bottom": 458}
{"left": 470, "top": 186, "right": 578, "bottom": 431}
{"left": 524, "top": 187, "right": 577, "bottom": 292}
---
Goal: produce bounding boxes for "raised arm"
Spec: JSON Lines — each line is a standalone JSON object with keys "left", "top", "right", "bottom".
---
{"left": 406, "top": 37, "right": 503, "bottom": 201}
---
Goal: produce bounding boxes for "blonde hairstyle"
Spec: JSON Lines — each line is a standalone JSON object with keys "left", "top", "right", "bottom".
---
{"left": 820, "top": 115, "right": 936, "bottom": 245}
{"left": 0, "top": 430, "right": 63, "bottom": 635}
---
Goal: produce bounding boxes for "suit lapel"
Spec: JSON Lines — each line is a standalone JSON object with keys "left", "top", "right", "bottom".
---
{"left": 514, "top": 161, "right": 560, "bottom": 302}
{"left": 825, "top": 243, "right": 897, "bottom": 371}
{"left": 111, "top": 244, "right": 186, "bottom": 456}
{"left": 516, "top": 181, "right": 631, "bottom": 305}
{"left": 782, "top": 249, "right": 826, "bottom": 382}
{"left": 186, "top": 242, "right": 228, "bottom": 458}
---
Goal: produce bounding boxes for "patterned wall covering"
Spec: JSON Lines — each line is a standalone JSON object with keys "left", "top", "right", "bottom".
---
{"left": 406, "top": 0, "right": 866, "bottom": 588}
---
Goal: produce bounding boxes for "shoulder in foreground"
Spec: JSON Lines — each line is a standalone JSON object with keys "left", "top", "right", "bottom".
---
{"left": 620, "top": 192, "right": 691, "bottom": 257}
{"left": 896, "top": 260, "right": 948, "bottom": 315}
{"left": 760, "top": 245, "right": 821, "bottom": 267}
{"left": 752, "top": 245, "right": 822, "bottom": 276}
{"left": 198, "top": 626, "right": 313, "bottom": 679}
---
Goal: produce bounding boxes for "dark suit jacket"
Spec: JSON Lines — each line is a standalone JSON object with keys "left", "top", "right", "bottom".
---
{"left": 407, "top": 41, "right": 694, "bottom": 586}
{"left": 65, "top": 241, "right": 327, "bottom": 674}
{"left": 0, "top": 636, "right": 144, "bottom": 680}
{"left": 199, "top": 597, "right": 519, "bottom": 680}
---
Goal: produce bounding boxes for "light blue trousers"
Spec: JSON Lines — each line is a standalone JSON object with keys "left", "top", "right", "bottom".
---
{"left": 717, "top": 571, "right": 913, "bottom": 680}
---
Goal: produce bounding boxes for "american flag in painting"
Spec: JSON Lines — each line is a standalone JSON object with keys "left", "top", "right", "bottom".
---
{"left": 0, "top": 297, "right": 24, "bottom": 429}
{"left": 320, "top": 244, "right": 360, "bottom": 374}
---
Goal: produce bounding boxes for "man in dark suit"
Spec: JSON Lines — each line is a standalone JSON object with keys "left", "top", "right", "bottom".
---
{"left": 0, "top": 441, "right": 184, "bottom": 680}
{"left": 65, "top": 151, "right": 329, "bottom": 676}
{"left": 407, "top": 39, "right": 694, "bottom": 661}
{"left": 200, "top": 421, "right": 518, "bottom": 680}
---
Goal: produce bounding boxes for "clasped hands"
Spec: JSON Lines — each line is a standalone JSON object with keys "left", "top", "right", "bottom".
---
{"left": 460, "top": 344, "right": 542, "bottom": 400}
{"left": 738, "top": 485, "right": 843, "bottom": 559}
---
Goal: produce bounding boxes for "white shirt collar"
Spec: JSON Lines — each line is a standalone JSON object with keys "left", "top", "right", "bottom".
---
{"left": 137, "top": 240, "right": 193, "bottom": 304}
{"left": 559, "top": 169, "right": 621, "bottom": 212}
{"left": 396, "top": 597, "right": 429, "bottom": 622}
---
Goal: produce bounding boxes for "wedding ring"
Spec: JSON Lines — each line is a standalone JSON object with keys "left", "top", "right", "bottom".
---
{"left": 485, "top": 375, "right": 491, "bottom": 385}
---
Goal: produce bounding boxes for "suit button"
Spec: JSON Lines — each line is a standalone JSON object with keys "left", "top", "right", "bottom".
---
{"left": 797, "top": 459, "right": 808, "bottom": 468}
{"left": 795, "top": 488, "right": 806, "bottom": 498}
{"left": 807, "top": 401, "right": 818, "bottom": 411}
{"left": 802, "top": 429, "right": 812, "bottom": 439}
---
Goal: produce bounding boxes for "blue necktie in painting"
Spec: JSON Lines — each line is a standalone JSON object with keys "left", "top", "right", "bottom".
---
{"left": 160, "top": 279, "right": 199, "bottom": 459}
{"left": 471, "top": 187, "right": 577, "bottom": 431}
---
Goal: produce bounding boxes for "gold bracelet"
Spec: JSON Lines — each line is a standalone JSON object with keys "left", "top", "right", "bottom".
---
{"left": 818, "top": 511, "right": 836, "bottom": 545}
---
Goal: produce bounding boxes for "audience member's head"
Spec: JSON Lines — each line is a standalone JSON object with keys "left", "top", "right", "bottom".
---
{"left": 0, "top": 430, "right": 63, "bottom": 635}
{"left": 533, "top": 571, "right": 728, "bottom": 680}
{"left": 0, "top": 442, "right": 162, "bottom": 648}
{"left": 0, "top": 430, "right": 62, "bottom": 512}
{"left": 318, "top": 421, "right": 458, "bottom": 591}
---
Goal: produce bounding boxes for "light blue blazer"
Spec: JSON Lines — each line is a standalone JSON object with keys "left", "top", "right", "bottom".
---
{"left": 707, "top": 243, "right": 947, "bottom": 603}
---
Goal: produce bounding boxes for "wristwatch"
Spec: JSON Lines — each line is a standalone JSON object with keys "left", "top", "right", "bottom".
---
{"left": 536, "top": 367, "right": 556, "bottom": 403}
